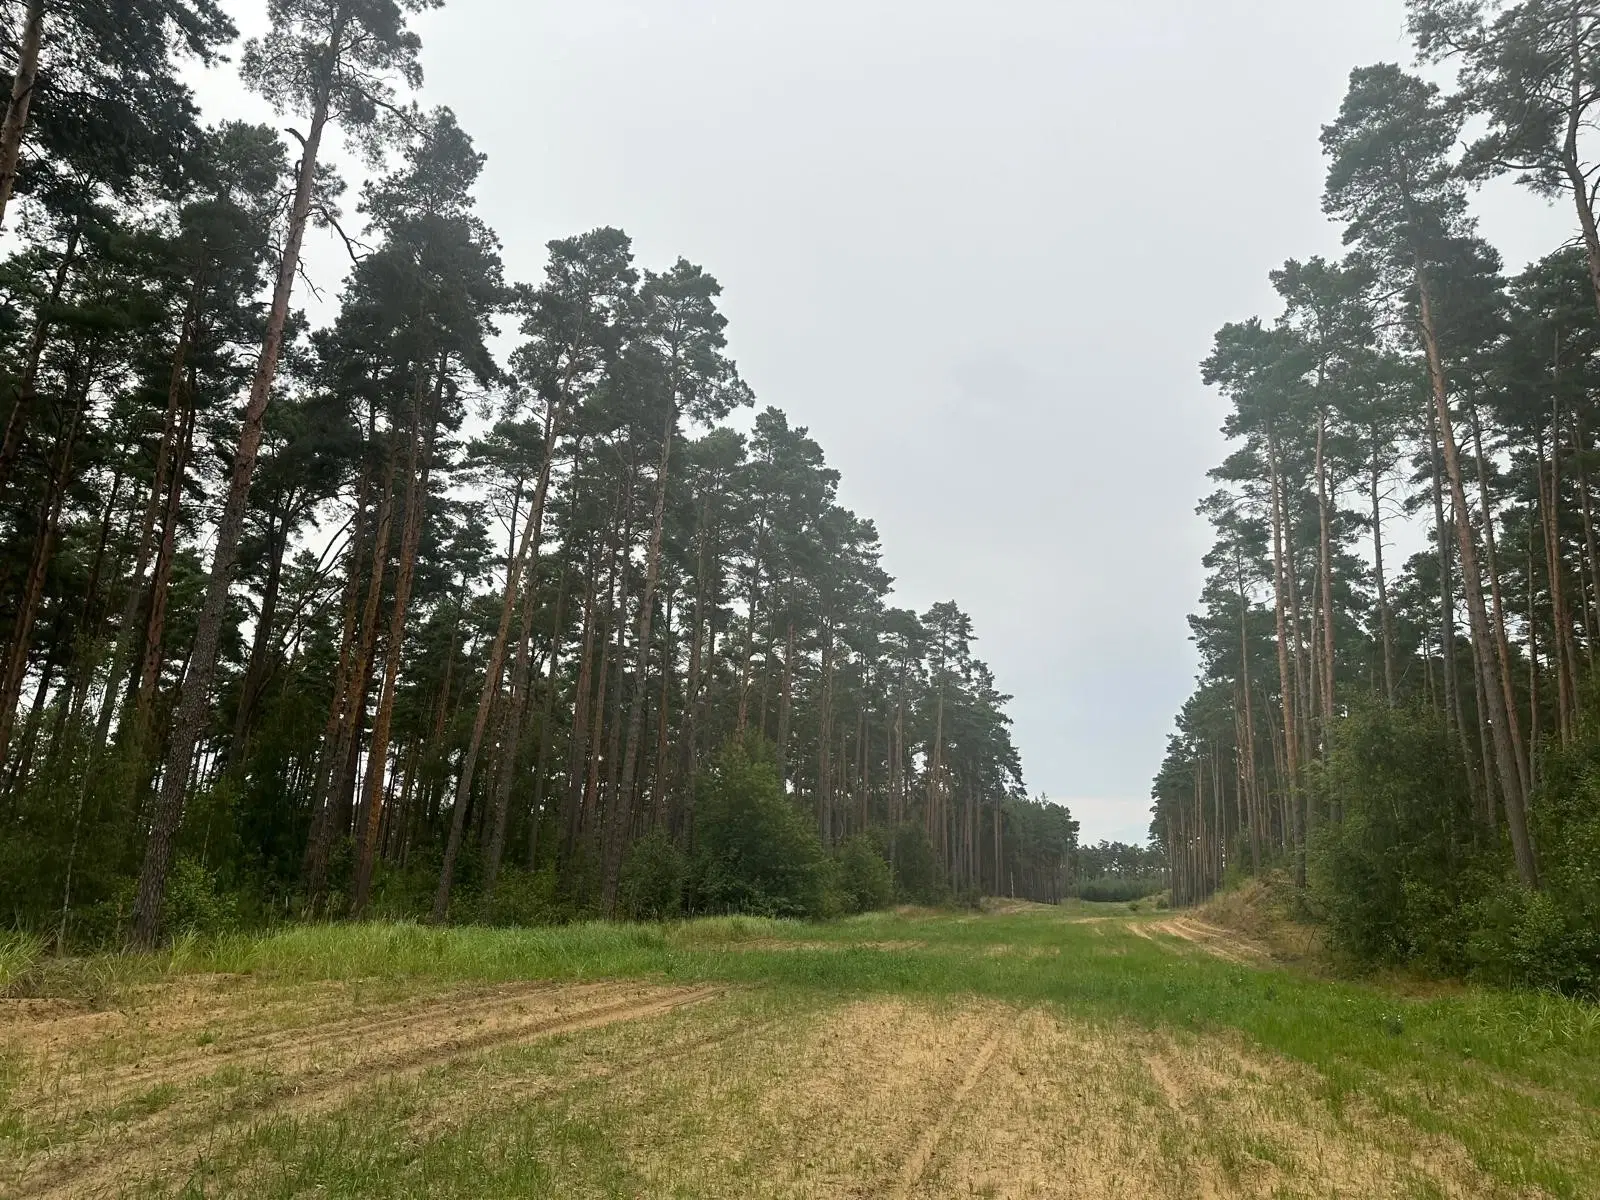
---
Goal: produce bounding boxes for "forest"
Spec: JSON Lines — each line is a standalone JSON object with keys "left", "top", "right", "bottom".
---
{"left": 1157, "top": 0, "right": 1600, "bottom": 996}
{"left": 0, "top": 0, "right": 1079, "bottom": 947}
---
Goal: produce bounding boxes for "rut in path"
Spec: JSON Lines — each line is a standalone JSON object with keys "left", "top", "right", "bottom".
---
{"left": 887, "top": 1012, "right": 1020, "bottom": 1198}
{"left": 1128, "top": 916, "right": 1268, "bottom": 965}
{"left": 19, "top": 978, "right": 632, "bottom": 1112}
{"left": 9, "top": 981, "right": 723, "bottom": 1200}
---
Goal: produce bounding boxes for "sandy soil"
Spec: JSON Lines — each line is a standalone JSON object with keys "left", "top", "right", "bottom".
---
{"left": 1129, "top": 915, "right": 1274, "bottom": 965}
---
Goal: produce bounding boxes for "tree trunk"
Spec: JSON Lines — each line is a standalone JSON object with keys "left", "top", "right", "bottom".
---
{"left": 308, "top": 448, "right": 394, "bottom": 907}
{"left": 131, "top": 57, "right": 339, "bottom": 945}
{"left": 561, "top": 540, "right": 601, "bottom": 861}
{"left": 353, "top": 369, "right": 439, "bottom": 915}
{"left": 130, "top": 372, "right": 199, "bottom": 742}
{"left": 1236, "top": 551, "right": 1262, "bottom": 873}
{"left": 228, "top": 507, "right": 286, "bottom": 763}
{"left": 650, "top": 595, "right": 674, "bottom": 828}
{"left": 1314, "top": 406, "right": 1337, "bottom": 732}
{"left": 606, "top": 406, "right": 676, "bottom": 907}
{"left": 1417, "top": 272, "right": 1538, "bottom": 889}
{"left": 302, "top": 463, "right": 370, "bottom": 895}
{"left": 1563, "top": 14, "right": 1600, "bottom": 324}
{"left": 433, "top": 396, "right": 564, "bottom": 922}
{"left": 0, "top": 351, "right": 94, "bottom": 760}
{"left": 1267, "top": 440, "right": 1302, "bottom": 883}
{"left": 1467, "top": 399, "right": 1530, "bottom": 799}
{"left": 97, "top": 293, "right": 200, "bottom": 750}
{"left": 526, "top": 565, "right": 569, "bottom": 868}
{"left": 1430, "top": 412, "right": 1479, "bottom": 811}
{"left": 1370, "top": 447, "right": 1396, "bottom": 705}
{"left": 0, "top": 0, "right": 44, "bottom": 235}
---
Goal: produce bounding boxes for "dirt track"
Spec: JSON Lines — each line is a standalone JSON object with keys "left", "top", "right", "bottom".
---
{"left": 1127, "top": 914, "right": 1273, "bottom": 964}
{"left": 0, "top": 920, "right": 1552, "bottom": 1198}
{"left": 4, "top": 980, "right": 721, "bottom": 1199}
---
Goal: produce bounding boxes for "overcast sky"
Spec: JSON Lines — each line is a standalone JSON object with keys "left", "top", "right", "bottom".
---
{"left": 195, "top": 1, "right": 1574, "bottom": 844}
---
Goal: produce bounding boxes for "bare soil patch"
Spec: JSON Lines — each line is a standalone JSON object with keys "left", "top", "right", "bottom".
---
{"left": 717, "top": 937, "right": 926, "bottom": 953}
{"left": 1130, "top": 915, "right": 1274, "bottom": 965}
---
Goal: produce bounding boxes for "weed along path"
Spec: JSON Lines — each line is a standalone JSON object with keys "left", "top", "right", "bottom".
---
{"left": 3, "top": 907, "right": 1598, "bottom": 1198}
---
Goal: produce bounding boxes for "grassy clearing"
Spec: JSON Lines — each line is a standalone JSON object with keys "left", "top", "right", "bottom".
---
{"left": 3, "top": 904, "right": 1598, "bottom": 1197}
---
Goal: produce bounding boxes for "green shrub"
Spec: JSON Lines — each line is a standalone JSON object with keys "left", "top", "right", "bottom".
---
{"left": 690, "top": 739, "right": 826, "bottom": 919}
{"left": 363, "top": 857, "right": 444, "bottom": 922}
{"left": 163, "top": 858, "right": 238, "bottom": 939}
{"left": 835, "top": 835, "right": 893, "bottom": 914}
{"left": 476, "top": 865, "right": 565, "bottom": 927}
{"left": 618, "top": 830, "right": 686, "bottom": 920}
{"left": 888, "top": 823, "right": 946, "bottom": 905}
{"left": 1311, "top": 699, "right": 1600, "bottom": 997}
{"left": 1464, "top": 884, "right": 1600, "bottom": 996}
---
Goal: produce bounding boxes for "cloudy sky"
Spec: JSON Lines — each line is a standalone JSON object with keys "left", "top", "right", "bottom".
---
{"left": 196, "top": 1, "right": 1573, "bottom": 844}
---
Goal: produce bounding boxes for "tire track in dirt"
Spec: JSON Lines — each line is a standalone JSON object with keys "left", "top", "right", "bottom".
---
{"left": 81, "top": 979, "right": 628, "bottom": 1101}
{"left": 9, "top": 979, "right": 637, "bottom": 1131}
{"left": 10, "top": 982, "right": 723, "bottom": 1200}
{"left": 413, "top": 1012, "right": 788, "bottom": 1139}
{"left": 1129, "top": 916, "right": 1269, "bottom": 965}
{"left": 887, "top": 1013, "right": 1018, "bottom": 1198}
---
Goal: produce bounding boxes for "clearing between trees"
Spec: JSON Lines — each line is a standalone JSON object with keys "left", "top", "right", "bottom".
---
{"left": 3, "top": 903, "right": 1597, "bottom": 1199}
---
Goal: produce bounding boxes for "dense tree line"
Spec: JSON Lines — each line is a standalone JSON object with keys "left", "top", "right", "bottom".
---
{"left": 1071, "top": 840, "right": 1164, "bottom": 902}
{"left": 0, "top": 0, "right": 1065, "bottom": 944}
{"left": 1157, "top": 0, "right": 1600, "bottom": 995}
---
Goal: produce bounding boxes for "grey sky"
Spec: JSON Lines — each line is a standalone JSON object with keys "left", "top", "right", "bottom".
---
{"left": 197, "top": 1, "right": 1573, "bottom": 844}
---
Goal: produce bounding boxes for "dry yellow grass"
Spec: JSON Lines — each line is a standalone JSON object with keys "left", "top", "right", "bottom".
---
{"left": 2, "top": 908, "right": 1592, "bottom": 1198}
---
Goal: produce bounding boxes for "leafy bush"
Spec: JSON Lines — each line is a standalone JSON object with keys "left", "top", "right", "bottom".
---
{"left": 163, "top": 858, "right": 238, "bottom": 938}
{"left": 618, "top": 830, "right": 686, "bottom": 920}
{"left": 888, "top": 823, "right": 946, "bottom": 905}
{"left": 363, "top": 856, "right": 444, "bottom": 922}
{"left": 690, "top": 739, "right": 826, "bottom": 919}
{"left": 1311, "top": 700, "right": 1600, "bottom": 997}
{"left": 475, "top": 865, "right": 565, "bottom": 927}
{"left": 1463, "top": 885, "right": 1600, "bottom": 996}
{"left": 835, "top": 834, "right": 893, "bottom": 914}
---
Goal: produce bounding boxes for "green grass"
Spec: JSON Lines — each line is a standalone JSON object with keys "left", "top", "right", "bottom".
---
{"left": 0, "top": 930, "right": 43, "bottom": 992}
{"left": 7, "top": 906, "right": 1599, "bottom": 1197}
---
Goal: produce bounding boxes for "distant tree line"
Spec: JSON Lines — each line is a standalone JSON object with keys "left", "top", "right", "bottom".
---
{"left": 1069, "top": 840, "right": 1164, "bottom": 903}
{"left": 1157, "top": 0, "right": 1600, "bottom": 996}
{"left": 0, "top": 0, "right": 1075, "bottom": 944}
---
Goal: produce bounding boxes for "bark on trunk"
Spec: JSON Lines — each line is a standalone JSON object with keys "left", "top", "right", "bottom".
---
{"left": 605, "top": 404, "right": 677, "bottom": 907}
{"left": 131, "top": 46, "right": 341, "bottom": 944}
{"left": 1267, "top": 440, "right": 1302, "bottom": 883}
{"left": 0, "top": 355, "right": 92, "bottom": 760}
{"left": 1417, "top": 272, "right": 1539, "bottom": 888}
{"left": 434, "top": 398, "right": 565, "bottom": 921}
{"left": 353, "top": 369, "right": 439, "bottom": 914}
{"left": 1370, "top": 448, "right": 1396, "bottom": 705}
{"left": 0, "top": 0, "right": 43, "bottom": 235}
